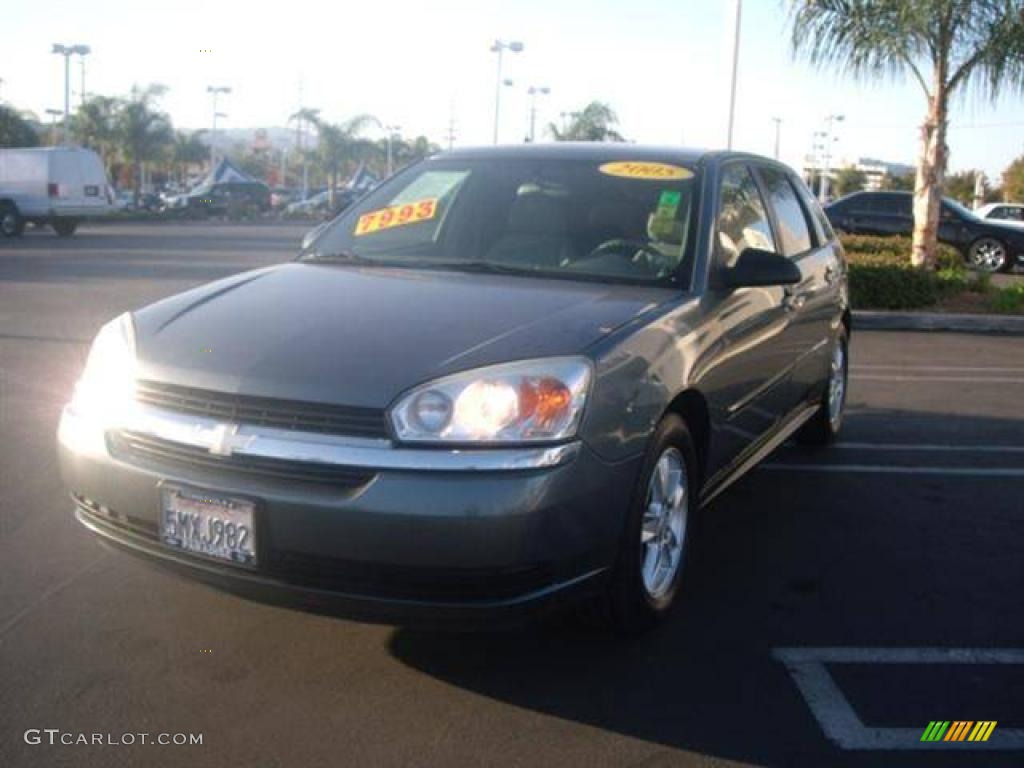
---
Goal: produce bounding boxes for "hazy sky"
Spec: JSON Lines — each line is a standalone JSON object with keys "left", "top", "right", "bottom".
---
{"left": 4, "top": 0, "right": 1024, "bottom": 179}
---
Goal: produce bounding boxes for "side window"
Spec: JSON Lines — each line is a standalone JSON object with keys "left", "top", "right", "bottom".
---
{"left": 892, "top": 195, "right": 912, "bottom": 217}
{"left": 791, "top": 174, "right": 833, "bottom": 244}
{"left": 715, "top": 164, "right": 775, "bottom": 268}
{"left": 990, "top": 207, "right": 1008, "bottom": 220}
{"left": 758, "top": 165, "right": 813, "bottom": 257}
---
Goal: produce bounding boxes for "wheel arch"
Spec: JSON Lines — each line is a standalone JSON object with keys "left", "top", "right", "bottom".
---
{"left": 663, "top": 388, "right": 710, "bottom": 488}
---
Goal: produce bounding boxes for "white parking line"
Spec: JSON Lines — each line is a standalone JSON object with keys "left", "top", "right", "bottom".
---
{"left": 761, "top": 463, "right": 1024, "bottom": 477}
{"left": 773, "top": 647, "right": 1024, "bottom": 750}
{"left": 831, "top": 442, "right": 1024, "bottom": 453}
{"left": 852, "top": 375, "right": 1024, "bottom": 383}
{"left": 853, "top": 366, "right": 1024, "bottom": 373}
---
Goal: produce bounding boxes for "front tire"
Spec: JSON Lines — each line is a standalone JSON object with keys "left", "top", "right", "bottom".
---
{"left": 0, "top": 202, "right": 25, "bottom": 237}
{"left": 796, "top": 329, "right": 849, "bottom": 446}
{"left": 602, "top": 414, "right": 699, "bottom": 633}
{"left": 52, "top": 218, "right": 78, "bottom": 237}
{"left": 967, "top": 237, "right": 1010, "bottom": 273}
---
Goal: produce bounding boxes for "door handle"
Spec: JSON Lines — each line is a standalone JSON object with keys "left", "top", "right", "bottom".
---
{"left": 824, "top": 264, "right": 838, "bottom": 285}
{"left": 783, "top": 287, "right": 806, "bottom": 311}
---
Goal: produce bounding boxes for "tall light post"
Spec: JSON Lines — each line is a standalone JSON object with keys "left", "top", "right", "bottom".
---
{"left": 526, "top": 86, "right": 550, "bottom": 143}
{"left": 771, "top": 117, "right": 781, "bottom": 160}
{"left": 207, "top": 85, "right": 231, "bottom": 167}
{"left": 52, "top": 44, "right": 89, "bottom": 144}
{"left": 725, "top": 0, "right": 742, "bottom": 149}
{"left": 78, "top": 48, "right": 90, "bottom": 106}
{"left": 490, "top": 39, "right": 523, "bottom": 144}
{"left": 45, "top": 108, "right": 63, "bottom": 145}
{"left": 820, "top": 113, "right": 844, "bottom": 202}
{"left": 385, "top": 124, "right": 402, "bottom": 176}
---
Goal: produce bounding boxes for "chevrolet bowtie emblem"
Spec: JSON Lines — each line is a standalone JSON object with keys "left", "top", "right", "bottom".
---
{"left": 207, "top": 423, "right": 246, "bottom": 457}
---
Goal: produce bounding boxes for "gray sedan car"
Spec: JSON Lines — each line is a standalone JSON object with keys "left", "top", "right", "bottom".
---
{"left": 58, "top": 145, "right": 849, "bottom": 632}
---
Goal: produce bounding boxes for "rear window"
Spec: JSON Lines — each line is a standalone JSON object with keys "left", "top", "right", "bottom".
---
{"left": 308, "top": 157, "right": 700, "bottom": 285}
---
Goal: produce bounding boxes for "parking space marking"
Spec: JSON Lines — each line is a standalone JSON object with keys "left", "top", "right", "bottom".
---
{"left": 853, "top": 366, "right": 1024, "bottom": 373}
{"left": 761, "top": 463, "right": 1024, "bottom": 477}
{"left": 851, "top": 375, "right": 1024, "bottom": 383}
{"left": 831, "top": 442, "right": 1024, "bottom": 453}
{"left": 773, "top": 647, "right": 1024, "bottom": 751}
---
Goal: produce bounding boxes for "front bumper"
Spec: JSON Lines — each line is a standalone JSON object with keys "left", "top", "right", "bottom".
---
{"left": 57, "top": 405, "right": 640, "bottom": 627}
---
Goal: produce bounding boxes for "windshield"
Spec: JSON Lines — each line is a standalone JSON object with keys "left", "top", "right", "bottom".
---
{"left": 305, "top": 157, "right": 699, "bottom": 286}
{"left": 944, "top": 197, "right": 978, "bottom": 220}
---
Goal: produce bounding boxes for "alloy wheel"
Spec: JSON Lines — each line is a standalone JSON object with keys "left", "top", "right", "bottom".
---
{"left": 969, "top": 238, "right": 1007, "bottom": 272}
{"left": 640, "top": 447, "right": 688, "bottom": 600}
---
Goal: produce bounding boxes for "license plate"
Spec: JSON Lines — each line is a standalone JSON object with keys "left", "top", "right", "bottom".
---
{"left": 84, "top": 185, "right": 99, "bottom": 197}
{"left": 161, "top": 487, "right": 257, "bottom": 565}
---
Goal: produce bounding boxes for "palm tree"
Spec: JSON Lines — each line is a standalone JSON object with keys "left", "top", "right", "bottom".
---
{"left": 791, "top": 1, "right": 1024, "bottom": 268}
{"left": 172, "top": 129, "right": 208, "bottom": 187}
{"left": 311, "top": 114, "right": 379, "bottom": 205}
{"left": 548, "top": 101, "right": 625, "bottom": 142}
{"left": 73, "top": 95, "right": 119, "bottom": 175}
{"left": 115, "top": 84, "right": 174, "bottom": 205}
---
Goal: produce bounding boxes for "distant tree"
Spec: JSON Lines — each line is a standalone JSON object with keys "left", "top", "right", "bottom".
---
{"left": 172, "top": 129, "right": 208, "bottom": 186}
{"left": 833, "top": 167, "right": 867, "bottom": 197}
{"left": 943, "top": 169, "right": 984, "bottom": 205}
{"left": 548, "top": 101, "right": 625, "bottom": 142}
{"left": 116, "top": 84, "right": 174, "bottom": 205}
{"left": 1003, "top": 155, "right": 1024, "bottom": 202}
{"left": 73, "top": 96, "right": 119, "bottom": 173}
{"left": 311, "top": 114, "right": 379, "bottom": 203}
{"left": 791, "top": 1, "right": 1024, "bottom": 268}
{"left": 879, "top": 173, "right": 914, "bottom": 191}
{"left": 0, "top": 105, "right": 39, "bottom": 147}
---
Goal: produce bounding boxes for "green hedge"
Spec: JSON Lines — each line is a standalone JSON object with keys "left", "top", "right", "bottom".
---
{"left": 840, "top": 234, "right": 965, "bottom": 310}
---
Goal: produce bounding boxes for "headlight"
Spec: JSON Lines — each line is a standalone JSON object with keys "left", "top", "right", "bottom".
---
{"left": 390, "top": 357, "right": 592, "bottom": 444}
{"left": 70, "top": 312, "right": 137, "bottom": 422}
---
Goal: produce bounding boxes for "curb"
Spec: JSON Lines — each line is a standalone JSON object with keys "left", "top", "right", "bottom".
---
{"left": 853, "top": 310, "right": 1024, "bottom": 335}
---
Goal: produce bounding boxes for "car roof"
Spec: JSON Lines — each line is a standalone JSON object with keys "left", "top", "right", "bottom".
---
{"left": 435, "top": 143, "right": 748, "bottom": 167}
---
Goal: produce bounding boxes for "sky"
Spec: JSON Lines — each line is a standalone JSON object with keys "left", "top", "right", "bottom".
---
{"left": 4, "top": 0, "right": 1024, "bottom": 180}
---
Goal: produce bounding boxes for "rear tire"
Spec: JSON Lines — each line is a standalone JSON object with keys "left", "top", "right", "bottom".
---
{"left": 598, "top": 414, "right": 699, "bottom": 634}
{"left": 0, "top": 202, "right": 25, "bottom": 237}
{"left": 796, "top": 329, "right": 849, "bottom": 446}
{"left": 52, "top": 218, "right": 78, "bottom": 237}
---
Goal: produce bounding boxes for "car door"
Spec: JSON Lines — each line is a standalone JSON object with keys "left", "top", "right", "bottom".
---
{"left": 757, "top": 165, "right": 843, "bottom": 407}
{"left": 700, "top": 161, "right": 804, "bottom": 476}
{"left": 938, "top": 202, "right": 974, "bottom": 248}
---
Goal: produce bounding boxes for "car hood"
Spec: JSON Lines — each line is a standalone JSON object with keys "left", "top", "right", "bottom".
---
{"left": 133, "top": 262, "right": 676, "bottom": 409}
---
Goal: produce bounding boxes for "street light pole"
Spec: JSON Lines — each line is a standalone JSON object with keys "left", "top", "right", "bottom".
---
{"left": 771, "top": 117, "right": 781, "bottom": 159}
{"left": 726, "top": 0, "right": 742, "bottom": 149}
{"left": 52, "top": 44, "right": 89, "bottom": 144}
{"left": 490, "top": 39, "right": 523, "bottom": 144}
{"left": 207, "top": 86, "right": 231, "bottom": 167}
{"left": 526, "top": 86, "right": 550, "bottom": 143}
{"left": 820, "top": 113, "right": 844, "bottom": 202}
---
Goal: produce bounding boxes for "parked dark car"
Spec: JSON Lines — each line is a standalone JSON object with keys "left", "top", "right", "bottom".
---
{"left": 824, "top": 190, "right": 1024, "bottom": 272}
{"left": 168, "top": 181, "right": 271, "bottom": 217}
{"left": 58, "top": 145, "right": 849, "bottom": 632}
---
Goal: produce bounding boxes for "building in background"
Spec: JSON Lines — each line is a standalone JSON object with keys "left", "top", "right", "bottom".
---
{"left": 803, "top": 156, "right": 915, "bottom": 196}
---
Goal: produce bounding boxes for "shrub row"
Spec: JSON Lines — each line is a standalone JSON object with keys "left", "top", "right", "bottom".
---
{"left": 840, "top": 234, "right": 966, "bottom": 310}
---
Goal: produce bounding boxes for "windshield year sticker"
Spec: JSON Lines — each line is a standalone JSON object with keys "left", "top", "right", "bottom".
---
{"left": 354, "top": 198, "right": 438, "bottom": 236}
{"left": 599, "top": 162, "right": 693, "bottom": 181}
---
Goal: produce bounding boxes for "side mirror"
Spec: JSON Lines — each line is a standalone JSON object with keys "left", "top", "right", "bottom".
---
{"left": 722, "top": 248, "right": 801, "bottom": 288}
{"left": 301, "top": 221, "right": 329, "bottom": 251}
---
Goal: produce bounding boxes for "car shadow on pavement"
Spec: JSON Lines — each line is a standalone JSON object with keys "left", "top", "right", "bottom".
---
{"left": 389, "top": 409, "right": 1024, "bottom": 766}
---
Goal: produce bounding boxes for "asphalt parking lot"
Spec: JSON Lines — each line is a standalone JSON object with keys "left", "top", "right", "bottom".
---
{"left": 0, "top": 222, "right": 1021, "bottom": 767}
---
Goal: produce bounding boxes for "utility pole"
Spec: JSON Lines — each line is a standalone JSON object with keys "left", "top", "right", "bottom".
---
{"left": 490, "top": 39, "right": 523, "bottom": 144}
{"left": 725, "top": 0, "right": 742, "bottom": 149}
{"left": 819, "top": 113, "right": 844, "bottom": 202}
{"left": 771, "top": 117, "right": 781, "bottom": 160}
{"left": 207, "top": 85, "right": 231, "bottom": 167}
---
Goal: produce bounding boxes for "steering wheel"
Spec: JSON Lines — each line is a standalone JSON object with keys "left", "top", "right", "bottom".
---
{"left": 582, "top": 238, "right": 666, "bottom": 263}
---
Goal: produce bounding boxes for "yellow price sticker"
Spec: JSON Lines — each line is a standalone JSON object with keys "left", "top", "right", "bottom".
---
{"left": 598, "top": 162, "right": 693, "bottom": 181}
{"left": 354, "top": 198, "right": 439, "bottom": 236}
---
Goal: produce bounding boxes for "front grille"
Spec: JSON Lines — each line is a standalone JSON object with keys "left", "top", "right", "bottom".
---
{"left": 108, "top": 431, "right": 376, "bottom": 488}
{"left": 73, "top": 493, "right": 159, "bottom": 539}
{"left": 135, "top": 380, "right": 389, "bottom": 439}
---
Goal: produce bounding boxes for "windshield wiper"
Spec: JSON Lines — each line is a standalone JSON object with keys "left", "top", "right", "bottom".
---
{"left": 415, "top": 260, "right": 551, "bottom": 276}
{"left": 301, "top": 249, "right": 382, "bottom": 265}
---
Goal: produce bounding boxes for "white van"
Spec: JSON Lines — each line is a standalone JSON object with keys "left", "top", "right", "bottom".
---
{"left": 0, "top": 147, "right": 113, "bottom": 237}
